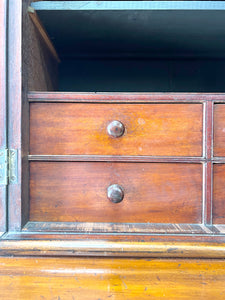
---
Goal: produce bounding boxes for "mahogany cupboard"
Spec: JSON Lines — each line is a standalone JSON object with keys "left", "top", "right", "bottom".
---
{"left": 1, "top": 1, "right": 225, "bottom": 299}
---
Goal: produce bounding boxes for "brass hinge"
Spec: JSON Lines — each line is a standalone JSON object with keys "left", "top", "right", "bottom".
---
{"left": 0, "top": 149, "right": 18, "bottom": 185}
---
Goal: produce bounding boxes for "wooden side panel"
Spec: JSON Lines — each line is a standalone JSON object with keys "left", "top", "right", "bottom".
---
{"left": 30, "top": 162, "right": 202, "bottom": 224}
{"left": 213, "top": 164, "right": 225, "bottom": 224}
{"left": 214, "top": 104, "right": 225, "bottom": 157}
{"left": 0, "top": 0, "right": 7, "bottom": 234}
{"left": 30, "top": 103, "right": 203, "bottom": 156}
{"left": 0, "top": 257, "right": 225, "bottom": 300}
{"left": 23, "top": 0, "right": 58, "bottom": 91}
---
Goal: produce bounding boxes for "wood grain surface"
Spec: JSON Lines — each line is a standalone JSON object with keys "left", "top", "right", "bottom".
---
{"left": 0, "top": 0, "right": 7, "bottom": 234}
{"left": 0, "top": 257, "right": 225, "bottom": 299}
{"left": 30, "top": 103, "right": 203, "bottom": 156}
{"left": 213, "top": 164, "right": 225, "bottom": 224}
{"left": 214, "top": 104, "right": 225, "bottom": 157}
{"left": 30, "top": 162, "right": 202, "bottom": 224}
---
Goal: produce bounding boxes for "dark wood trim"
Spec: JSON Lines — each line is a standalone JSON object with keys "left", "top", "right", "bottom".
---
{"left": 3, "top": 231, "right": 225, "bottom": 242}
{"left": 28, "top": 155, "right": 225, "bottom": 163}
{"left": 28, "top": 92, "right": 225, "bottom": 103}
{"left": 0, "top": 0, "right": 7, "bottom": 234}
{"left": 28, "top": 155, "right": 205, "bottom": 163}
{"left": 8, "top": 0, "right": 22, "bottom": 231}
{"left": 204, "top": 101, "right": 214, "bottom": 225}
{"left": 23, "top": 221, "right": 212, "bottom": 235}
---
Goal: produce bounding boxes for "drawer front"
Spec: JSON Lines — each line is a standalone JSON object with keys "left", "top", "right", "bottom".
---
{"left": 30, "top": 162, "right": 202, "bottom": 224}
{"left": 213, "top": 164, "right": 225, "bottom": 224}
{"left": 30, "top": 103, "right": 203, "bottom": 156}
{"left": 214, "top": 104, "right": 225, "bottom": 157}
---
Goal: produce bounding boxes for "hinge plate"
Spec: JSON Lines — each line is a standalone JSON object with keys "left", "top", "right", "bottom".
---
{"left": 0, "top": 149, "right": 18, "bottom": 185}
{"left": 9, "top": 149, "right": 18, "bottom": 184}
{"left": 0, "top": 149, "right": 8, "bottom": 185}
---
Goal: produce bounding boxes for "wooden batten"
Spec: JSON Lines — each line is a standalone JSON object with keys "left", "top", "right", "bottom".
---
{"left": 28, "top": 6, "right": 60, "bottom": 63}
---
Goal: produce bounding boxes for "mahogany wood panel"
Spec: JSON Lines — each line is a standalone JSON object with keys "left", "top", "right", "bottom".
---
{"left": 30, "top": 103, "right": 203, "bottom": 156}
{"left": 0, "top": 257, "right": 225, "bottom": 299}
{"left": 214, "top": 104, "right": 225, "bottom": 157}
{"left": 213, "top": 164, "right": 225, "bottom": 224}
{"left": 30, "top": 162, "right": 202, "bottom": 224}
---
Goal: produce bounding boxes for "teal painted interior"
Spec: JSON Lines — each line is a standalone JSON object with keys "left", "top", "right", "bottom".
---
{"left": 32, "top": 1, "right": 225, "bottom": 91}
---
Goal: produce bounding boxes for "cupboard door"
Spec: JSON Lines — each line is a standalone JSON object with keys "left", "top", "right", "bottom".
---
{"left": 0, "top": 0, "right": 7, "bottom": 235}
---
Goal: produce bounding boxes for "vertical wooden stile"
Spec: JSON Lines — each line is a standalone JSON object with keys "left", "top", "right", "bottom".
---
{"left": 204, "top": 101, "right": 213, "bottom": 225}
{"left": 0, "top": 0, "right": 7, "bottom": 236}
{"left": 7, "top": 0, "right": 22, "bottom": 231}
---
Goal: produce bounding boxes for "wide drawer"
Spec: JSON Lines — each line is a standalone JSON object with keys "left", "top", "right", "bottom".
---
{"left": 30, "top": 162, "right": 202, "bottom": 224}
{"left": 30, "top": 103, "right": 203, "bottom": 156}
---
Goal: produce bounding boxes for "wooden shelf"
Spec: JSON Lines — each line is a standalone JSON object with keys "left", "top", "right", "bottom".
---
{"left": 31, "top": 1, "right": 225, "bottom": 11}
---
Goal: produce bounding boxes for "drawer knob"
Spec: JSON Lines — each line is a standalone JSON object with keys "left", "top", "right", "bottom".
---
{"left": 107, "top": 120, "right": 125, "bottom": 138}
{"left": 107, "top": 184, "right": 124, "bottom": 203}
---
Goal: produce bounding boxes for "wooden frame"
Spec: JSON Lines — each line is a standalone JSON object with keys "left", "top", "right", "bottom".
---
{"left": 1, "top": 1, "right": 225, "bottom": 258}
{"left": 0, "top": 0, "right": 7, "bottom": 237}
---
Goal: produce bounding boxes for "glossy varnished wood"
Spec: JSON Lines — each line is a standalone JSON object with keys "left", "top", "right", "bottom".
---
{"left": 30, "top": 162, "right": 202, "bottom": 224}
{"left": 213, "top": 164, "right": 225, "bottom": 224}
{"left": 0, "top": 257, "right": 225, "bottom": 299}
{"left": 214, "top": 104, "right": 225, "bottom": 157}
{"left": 1, "top": 239, "right": 225, "bottom": 257}
{"left": 30, "top": 102, "right": 203, "bottom": 156}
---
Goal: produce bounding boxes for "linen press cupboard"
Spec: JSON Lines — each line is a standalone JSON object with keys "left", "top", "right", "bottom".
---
{"left": 1, "top": 1, "right": 225, "bottom": 298}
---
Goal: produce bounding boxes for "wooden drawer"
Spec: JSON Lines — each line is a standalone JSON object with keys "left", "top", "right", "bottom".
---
{"left": 214, "top": 104, "right": 225, "bottom": 157}
{"left": 30, "top": 103, "right": 203, "bottom": 156}
{"left": 30, "top": 162, "right": 202, "bottom": 224}
{"left": 213, "top": 164, "right": 225, "bottom": 224}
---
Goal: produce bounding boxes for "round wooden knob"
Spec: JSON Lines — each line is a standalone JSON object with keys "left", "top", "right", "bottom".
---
{"left": 107, "top": 120, "right": 125, "bottom": 138}
{"left": 107, "top": 184, "right": 124, "bottom": 203}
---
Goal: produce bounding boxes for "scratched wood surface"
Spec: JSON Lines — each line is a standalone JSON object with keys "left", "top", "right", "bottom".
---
{"left": 30, "top": 103, "right": 203, "bottom": 156}
{"left": 29, "top": 162, "right": 202, "bottom": 223}
{"left": 213, "top": 164, "right": 225, "bottom": 224}
{"left": 0, "top": 257, "right": 225, "bottom": 299}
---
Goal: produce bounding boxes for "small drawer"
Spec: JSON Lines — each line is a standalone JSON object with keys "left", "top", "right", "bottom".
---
{"left": 29, "top": 162, "right": 202, "bottom": 224}
{"left": 214, "top": 104, "right": 225, "bottom": 157}
{"left": 213, "top": 164, "right": 225, "bottom": 224}
{"left": 30, "top": 103, "right": 203, "bottom": 156}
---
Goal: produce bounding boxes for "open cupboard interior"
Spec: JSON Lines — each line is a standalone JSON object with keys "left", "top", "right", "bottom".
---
{"left": 27, "top": 1, "right": 225, "bottom": 92}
